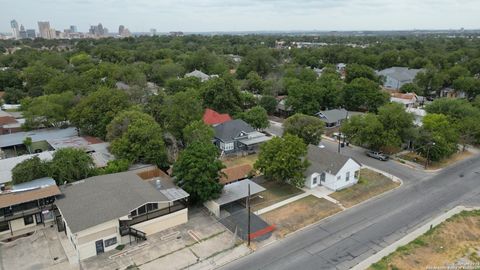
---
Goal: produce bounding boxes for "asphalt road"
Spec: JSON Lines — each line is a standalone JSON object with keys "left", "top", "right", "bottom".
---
{"left": 220, "top": 123, "right": 480, "bottom": 270}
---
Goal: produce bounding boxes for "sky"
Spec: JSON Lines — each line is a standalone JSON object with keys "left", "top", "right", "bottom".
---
{"left": 1, "top": 0, "right": 480, "bottom": 33}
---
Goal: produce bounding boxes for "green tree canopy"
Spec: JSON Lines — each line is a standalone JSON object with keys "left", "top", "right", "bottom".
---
{"left": 201, "top": 76, "right": 242, "bottom": 115}
{"left": 238, "top": 106, "right": 269, "bottom": 130}
{"left": 11, "top": 156, "right": 49, "bottom": 184}
{"left": 22, "top": 91, "right": 75, "bottom": 129}
{"left": 418, "top": 113, "right": 459, "bottom": 161}
{"left": 108, "top": 110, "right": 168, "bottom": 167}
{"left": 254, "top": 134, "right": 309, "bottom": 188}
{"left": 173, "top": 142, "right": 224, "bottom": 203}
{"left": 49, "top": 148, "right": 95, "bottom": 184}
{"left": 343, "top": 78, "right": 388, "bottom": 112}
{"left": 183, "top": 120, "right": 214, "bottom": 146}
{"left": 258, "top": 95, "right": 277, "bottom": 115}
{"left": 345, "top": 64, "right": 378, "bottom": 83}
{"left": 284, "top": 113, "right": 325, "bottom": 145}
{"left": 70, "top": 88, "right": 130, "bottom": 138}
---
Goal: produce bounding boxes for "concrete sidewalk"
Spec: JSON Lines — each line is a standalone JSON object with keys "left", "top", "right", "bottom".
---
{"left": 352, "top": 205, "right": 480, "bottom": 270}
{"left": 254, "top": 192, "right": 309, "bottom": 215}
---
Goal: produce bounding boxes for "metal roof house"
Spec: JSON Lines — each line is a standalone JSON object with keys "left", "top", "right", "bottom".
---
{"left": 305, "top": 145, "right": 362, "bottom": 191}
{"left": 55, "top": 166, "right": 189, "bottom": 260}
{"left": 184, "top": 69, "right": 218, "bottom": 82}
{"left": 213, "top": 119, "right": 271, "bottom": 154}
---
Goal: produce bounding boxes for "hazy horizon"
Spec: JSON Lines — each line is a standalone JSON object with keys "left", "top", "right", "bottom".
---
{"left": 1, "top": 0, "right": 479, "bottom": 33}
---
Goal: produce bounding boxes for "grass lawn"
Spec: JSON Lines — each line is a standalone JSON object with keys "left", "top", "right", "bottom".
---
{"left": 260, "top": 195, "right": 341, "bottom": 238}
{"left": 330, "top": 169, "right": 400, "bottom": 208}
{"left": 222, "top": 154, "right": 259, "bottom": 168}
{"left": 250, "top": 181, "right": 304, "bottom": 212}
{"left": 370, "top": 210, "right": 480, "bottom": 270}
{"left": 399, "top": 150, "right": 473, "bottom": 170}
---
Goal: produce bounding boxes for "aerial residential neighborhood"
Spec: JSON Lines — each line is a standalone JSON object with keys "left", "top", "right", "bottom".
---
{"left": 1, "top": 2, "right": 480, "bottom": 270}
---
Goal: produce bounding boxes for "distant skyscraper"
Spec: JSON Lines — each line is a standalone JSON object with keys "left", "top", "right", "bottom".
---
{"left": 10, "top": 19, "right": 19, "bottom": 39}
{"left": 38, "top": 21, "right": 53, "bottom": 39}
{"left": 119, "top": 25, "right": 125, "bottom": 35}
{"left": 19, "top": 25, "right": 27, "bottom": 39}
{"left": 26, "top": 29, "right": 36, "bottom": 38}
{"left": 70, "top": 25, "right": 77, "bottom": 33}
{"left": 150, "top": 28, "right": 157, "bottom": 36}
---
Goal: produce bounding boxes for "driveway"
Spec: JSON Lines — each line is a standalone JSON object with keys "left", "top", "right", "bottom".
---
{"left": 220, "top": 202, "right": 273, "bottom": 242}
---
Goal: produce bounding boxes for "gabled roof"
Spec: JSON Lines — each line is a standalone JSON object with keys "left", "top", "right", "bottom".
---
{"left": 56, "top": 169, "right": 172, "bottom": 233}
{"left": 213, "top": 119, "right": 255, "bottom": 142}
{"left": 305, "top": 145, "right": 361, "bottom": 176}
{"left": 377, "top": 67, "right": 422, "bottom": 83}
{"left": 185, "top": 69, "right": 210, "bottom": 81}
{"left": 203, "top": 108, "right": 232, "bottom": 125}
{"left": 220, "top": 164, "right": 252, "bottom": 184}
{"left": 316, "top": 109, "right": 348, "bottom": 124}
{"left": 391, "top": 92, "right": 417, "bottom": 101}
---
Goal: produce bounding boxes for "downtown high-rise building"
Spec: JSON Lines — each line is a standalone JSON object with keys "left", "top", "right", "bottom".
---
{"left": 26, "top": 29, "right": 36, "bottom": 38}
{"left": 19, "top": 25, "right": 27, "bottom": 39}
{"left": 70, "top": 25, "right": 77, "bottom": 33}
{"left": 38, "top": 21, "right": 54, "bottom": 39}
{"left": 10, "top": 19, "right": 19, "bottom": 39}
{"left": 150, "top": 28, "right": 157, "bottom": 36}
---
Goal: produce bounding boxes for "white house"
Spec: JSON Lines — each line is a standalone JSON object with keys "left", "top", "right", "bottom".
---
{"left": 304, "top": 145, "right": 362, "bottom": 191}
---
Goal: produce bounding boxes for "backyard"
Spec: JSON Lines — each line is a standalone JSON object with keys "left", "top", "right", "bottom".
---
{"left": 222, "top": 153, "right": 258, "bottom": 168}
{"left": 260, "top": 195, "right": 342, "bottom": 238}
{"left": 369, "top": 210, "right": 480, "bottom": 270}
{"left": 250, "top": 179, "right": 304, "bottom": 212}
{"left": 330, "top": 169, "right": 400, "bottom": 208}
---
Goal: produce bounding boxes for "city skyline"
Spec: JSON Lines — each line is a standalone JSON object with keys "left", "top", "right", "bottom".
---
{"left": 1, "top": 0, "right": 480, "bottom": 33}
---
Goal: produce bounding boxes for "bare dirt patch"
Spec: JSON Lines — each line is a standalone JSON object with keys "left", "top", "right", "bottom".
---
{"left": 330, "top": 169, "right": 400, "bottom": 208}
{"left": 370, "top": 210, "right": 480, "bottom": 270}
{"left": 260, "top": 195, "right": 341, "bottom": 238}
{"left": 222, "top": 154, "right": 259, "bottom": 168}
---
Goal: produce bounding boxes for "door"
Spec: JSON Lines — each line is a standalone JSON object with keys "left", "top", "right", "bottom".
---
{"left": 95, "top": 239, "right": 104, "bottom": 254}
{"left": 35, "top": 213, "right": 43, "bottom": 224}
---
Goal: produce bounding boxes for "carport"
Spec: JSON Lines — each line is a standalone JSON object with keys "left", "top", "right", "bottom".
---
{"left": 203, "top": 180, "right": 274, "bottom": 241}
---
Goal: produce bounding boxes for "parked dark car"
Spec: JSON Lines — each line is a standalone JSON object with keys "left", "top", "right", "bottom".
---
{"left": 366, "top": 151, "right": 389, "bottom": 161}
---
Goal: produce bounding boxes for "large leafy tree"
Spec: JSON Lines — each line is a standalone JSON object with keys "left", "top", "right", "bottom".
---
{"left": 258, "top": 95, "right": 277, "bottom": 115}
{"left": 183, "top": 120, "right": 214, "bottom": 146}
{"left": 22, "top": 62, "right": 60, "bottom": 95}
{"left": 22, "top": 91, "right": 75, "bottom": 129}
{"left": 173, "top": 142, "right": 224, "bottom": 203}
{"left": 284, "top": 113, "right": 325, "bottom": 145}
{"left": 254, "top": 134, "right": 309, "bottom": 188}
{"left": 343, "top": 78, "right": 388, "bottom": 112}
{"left": 158, "top": 89, "right": 203, "bottom": 139}
{"left": 377, "top": 102, "right": 415, "bottom": 142}
{"left": 418, "top": 114, "right": 459, "bottom": 161}
{"left": 345, "top": 64, "right": 378, "bottom": 83}
{"left": 239, "top": 106, "right": 269, "bottom": 130}
{"left": 70, "top": 88, "right": 130, "bottom": 139}
{"left": 108, "top": 110, "right": 168, "bottom": 167}
{"left": 11, "top": 156, "right": 49, "bottom": 184}
{"left": 201, "top": 76, "right": 242, "bottom": 115}
{"left": 286, "top": 82, "right": 323, "bottom": 115}
{"left": 237, "top": 48, "right": 276, "bottom": 78}
{"left": 49, "top": 148, "right": 95, "bottom": 184}
{"left": 341, "top": 114, "right": 389, "bottom": 151}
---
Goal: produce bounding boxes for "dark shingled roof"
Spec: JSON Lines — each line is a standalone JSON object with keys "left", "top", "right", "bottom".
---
{"left": 316, "top": 109, "right": 348, "bottom": 124}
{"left": 213, "top": 119, "right": 255, "bottom": 142}
{"left": 56, "top": 170, "right": 171, "bottom": 233}
{"left": 305, "top": 145, "right": 361, "bottom": 176}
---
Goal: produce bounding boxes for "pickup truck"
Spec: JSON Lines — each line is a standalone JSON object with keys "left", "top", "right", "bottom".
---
{"left": 366, "top": 151, "right": 389, "bottom": 161}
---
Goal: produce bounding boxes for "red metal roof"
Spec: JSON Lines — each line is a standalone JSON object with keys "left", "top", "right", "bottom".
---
{"left": 203, "top": 108, "right": 232, "bottom": 125}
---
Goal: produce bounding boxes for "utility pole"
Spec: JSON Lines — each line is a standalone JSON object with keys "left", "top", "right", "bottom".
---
{"left": 247, "top": 183, "right": 251, "bottom": 246}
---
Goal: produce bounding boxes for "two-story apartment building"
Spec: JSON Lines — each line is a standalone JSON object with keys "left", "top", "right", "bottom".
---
{"left": 55, "top": 166, "right": 189, "bottom": 260}
{"left": 0, "top": 177, "right": 60, "bottom": 239}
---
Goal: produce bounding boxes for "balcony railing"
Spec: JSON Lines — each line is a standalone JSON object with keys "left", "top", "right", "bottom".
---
{"left": 0, "top": 204, "right": 55, "bottom": 222}
{"left": 122, "top": 201, "right": 186, "bottom": 227}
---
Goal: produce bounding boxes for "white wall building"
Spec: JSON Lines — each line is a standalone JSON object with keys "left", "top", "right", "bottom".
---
{"left": 304, "top": 145, "right": 362, "bottom": 191}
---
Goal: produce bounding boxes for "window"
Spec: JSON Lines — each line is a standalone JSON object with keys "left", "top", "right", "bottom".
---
{"left": 337, "top": 175, "right": 341, "bottom": 181}
{"left": 346, "top": 172, "right": 350, "bottom": 181}
{"left": 0, "top": 221, "right": 9, "bottom": 232}
{"left": 104, "top": 237, "right": 117, "bottom": 247}
{"left": 147, "top": 203, "right": 158, "bottom": 212}
{"left": 320, "top": 173, "right": 326, "bottom": 182}
{"left": 138, "top": 205, "right": 146, "bottom": 215}
{"left": 24, "top": 215, "right": 34, "bottom": 225}
{"left": 312, "top": 175, "right": 318, "bottom": 185}
{"left": 130, "top": 210, "right": 137, "bottom": 217}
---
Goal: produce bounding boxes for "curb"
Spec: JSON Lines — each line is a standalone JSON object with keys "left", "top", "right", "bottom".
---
{"left": 351, "top": 205, "right": 480, "bottom": 270}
